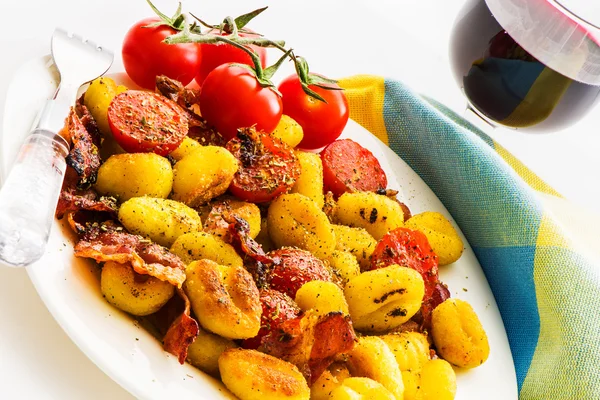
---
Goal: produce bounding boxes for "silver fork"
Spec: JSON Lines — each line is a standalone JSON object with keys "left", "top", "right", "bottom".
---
{"left": 0, "top": 29, "right": 113, "bottom": 267}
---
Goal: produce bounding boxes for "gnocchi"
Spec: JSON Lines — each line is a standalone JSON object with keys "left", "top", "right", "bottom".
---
{"left": 168, "top": 137, "right": 201, "bottom": 161}
{"left": 272, "top": 114, "right": 304, "bottom": 148}
{"left": 294, "top": 281, "right": 349, "bottom": 316}
{"left": 310, "top": 363, "right": 351, "bottom": 400}
{"left": 291, "top": 151, "right": 324, "bottom": 209}
{"left": 431, "top": 299, "right": 490, "bottom": 368}
{"left": 219, "top": 348, "right": 310, "bottom": 400}
{"left": 267, "top": 193, "right": 336, "bottom": 260}
{"left": 344, "top": 265, "right": 425, "bottom": 332}
{"left": 330, "top": 377, "right": 396, "bottom": 400}
{"left": 172, "top": 146, "right": 239, "bottom": 207}
{"left": 327, "top": 250, "right": 361, "bottom": 286}
{"left": 95, "top": 153, "right": 173, "bottom": 201}
{"left": 170, "top": 231, "right": 243, "bottom": 267}
{"left": 118, "top": 197, "right": 202, "bottom": 248}
{"left": 332, "top": 224, "right": 377, "bottom": 270}
{"left": 335, "top": 192, "right": 404, "bottom": 240}
{"left": 346, "top": 336, "right": 404, "bottom": 399}
{"left": 100, "top": 261, "right": 175, "bottom": 316}
{"left": 405, "top": 211, "right": 464, "bottom": 266}
{"left": 184, "top": 260, "right": 261, "bottom": 339}
{"left": 186, "top": 327, "right": 237, "bottom": 376}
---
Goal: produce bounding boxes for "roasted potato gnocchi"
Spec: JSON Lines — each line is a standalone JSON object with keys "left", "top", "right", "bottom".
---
{"left": 330, "top": 377, "right": 396, "bottom": 400}
{"left": 346, "top": 336, "right": 404, "bottom": 399}
{"left": 172, "top": 146, "right": 238, "bottom": 207}
{"left": 272, "top": 114, "right": 304, "bottom": 148}
{"left": 95, "top": 153, "right": 173, "bottom": 201}
{"left": 327, "top": 250, "right": 361, "bottom": 286}
{"left": 431, "top": 299, "right": 490, "bottom": 368}
{"left": 344, "top": 265, "right": 425, "bottom": 332}
{"left": 219, "top": 349, "right": 310, "bottom": 400}
{"left": 83, "top": 77, "right": 127, "bottom": 135}
{"left": 267, "top": 193, "right": 336, "bottom": 260}
{"left": 118, "top": 197, "right": 202, "bottom": 247}
{"left": 335, "top": 192, "right": 404, "bottom": 240}
{"left": 186, "top": 327, "right": 237, "bottom": 376}
{"left": 168, "top": 137, "right": 201, "bottom": 161}
{"left": 310, "top": 363, "right": 351, "bottom": 400}
{"left": 419, "top": 359, "right": 457, "bottom": 400}
{"left": 405, "top": 211, "right": 464, "bottom": 266}
{"left": 100, "top": 261, "right": 175, "bottom": 316}
{"left": 291, "top": 151, "right": 324, "bottom": 209}
{"left": 184, "top": 260, "right": 261, "bottom": 339}
{"left": 294, "top": 281, "right": 349, "bottom": 316}
{"left": 170, "top": 231, "right": 243, "bottom": 267}
{"left": 332, "top": 224, "right": 377, "bottom": 270}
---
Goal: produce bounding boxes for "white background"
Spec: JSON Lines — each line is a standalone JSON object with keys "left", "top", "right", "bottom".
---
{"left": 0, "top": 0, "right": 598, "bottom": 398}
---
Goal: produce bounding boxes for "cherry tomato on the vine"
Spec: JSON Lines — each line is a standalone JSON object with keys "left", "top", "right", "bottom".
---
{"left": 196, "top": 30, "right": 267, "bottom": 86}
{"left": 278, "top": 75, "right": 349, "bottom": 150}
{"left": 200, "top": 64, "right": 282, "bottom": 140}
{"left": 122, "top": 17, "right": 200, "bottom": 89}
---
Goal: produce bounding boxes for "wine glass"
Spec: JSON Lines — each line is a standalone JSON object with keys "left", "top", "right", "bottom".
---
{"left": 450, "top": 0, "right": 600, "bottom": 132}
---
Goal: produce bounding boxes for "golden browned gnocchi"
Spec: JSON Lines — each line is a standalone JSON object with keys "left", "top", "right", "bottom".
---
{"left": 380, "top": 332, "right": 431, "bottom": 400}
{"left": 219, "top": 348, "right": 310, "bottom": 400}
{"left": 184, "top": 259, "right": 261, "bottom": 339}
{"left": 170, "top": 231, "right": 243, "bottom": 267}
{"left": 419, "top": 359, "right": 457, "bottom": 400}
{"left": 405, "top": 211, "right": 464, "bottom": 266}
{"left": 118, "top": 197, "right": 202, "bottom": 248}
{"left": 327, "top": 250, "right": 361, "bottom": 286}
{"left": 271, "top": 114, "right": 304, "bottom": 148}
{"left": 168, "top": 137, "right": 201, "bottom": 161}
{"left": 330, "top": 377, "right": 396, "bottom": 400}
{"left": 172, "top": 146, "right": 238, "bottom": 207}
{"left": 186, "top": 327, "right": 237, "bottom": 376}
{"left": 310, "top": 363, "right": 351, "bottom": 400}
{"left": 100, "top": 261, "right": 175, "bottom": 316}
{"left": 346, "top": 336, "right": 404, "bottom": 399}
{"left": 95, "top": 153, "right": 173, "bottom": 201}
{"left": 291, "top": 151, "right": 324, "bottom": 208}
{"left": 335, "top": 192, "right": 404, "bottom": 240}
{"left": 267, "top": 193, "right": 336, "bottom": 260}
{"left": 332, "top": 224, "right": 377, "bottom": 270}
{"left": 344, "top": 265, "right": 425, "bottom": 332}
{"left": 431, "top": 298, "right": 490, "bottom": 368}
{"left": 294, "top": 281, "right": 349, "bottom": 316}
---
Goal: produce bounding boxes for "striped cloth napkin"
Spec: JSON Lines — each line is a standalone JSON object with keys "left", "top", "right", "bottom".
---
{"left": 338, "top": 75, "right": 600, "bottom": 400}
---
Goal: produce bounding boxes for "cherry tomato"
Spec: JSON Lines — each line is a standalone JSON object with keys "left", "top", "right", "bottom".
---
{"left": 108, "top": 90, "right": 188, "bottom": 156}
{"left": 242, "top": 289, "right": 301, "bottom": 350}
{"left": 267, "top": 248, "right": 332, "bottom": 298}
{"left": 200, "top": 64, "right": 282, "bottom": 140}
{"left": 122, "top": 17, "right": 200, "bottom": 90}
{"left": 226, "top": 128, "right": 300, "bottom": 203}
{"left": 278, "top": 75, "right": 349, "bottom": 150}
{"left": 321, "top": 139, "right": 387, "bottom": 196}
{"left": 196, "top": 30, "right": 267, "bottom": 86}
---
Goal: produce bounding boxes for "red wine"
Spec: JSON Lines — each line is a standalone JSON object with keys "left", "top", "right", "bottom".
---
{"left": 450, "top": 0, "right": 600, "bottom": 131}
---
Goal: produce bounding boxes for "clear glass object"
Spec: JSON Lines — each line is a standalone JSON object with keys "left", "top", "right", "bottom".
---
{"left": 450, "top": 0, "right": 600, "bottom": 132}
{"left": 0, "top": 130, "right": 69, "bottom": 267}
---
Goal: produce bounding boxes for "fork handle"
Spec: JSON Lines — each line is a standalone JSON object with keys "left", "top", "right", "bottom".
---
{"left": 0, "top": 128, "right": 69, "bottom": 267}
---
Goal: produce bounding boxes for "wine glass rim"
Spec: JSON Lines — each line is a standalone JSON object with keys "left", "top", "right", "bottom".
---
{"left": 551, "top": 0, "right": 600, "bottom": 31}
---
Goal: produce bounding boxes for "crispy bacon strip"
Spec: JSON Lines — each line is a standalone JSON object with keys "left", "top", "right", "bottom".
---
{"left": 74, "top": 223, "right": 186, "bottom": 287}
{"left": 65, "top": 108, "right": 101, "bottom": 189}
{"left": 56, "top": 167, "right": 117, "bottom": 221}
{"left": 225, "top": 214, "right": 275, "bottom": 264}
{"left": 259, "top": 311, "right": 356, "bottom": 384}
{"left": 163, "top": 288, "right": 200, "bottom": 364}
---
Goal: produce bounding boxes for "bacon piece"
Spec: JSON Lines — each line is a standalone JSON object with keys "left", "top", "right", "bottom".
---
{"left": 259, "top": 311, "right": 356, "bottom": 384}
{"left": 65, "top": 108, "right": 101, "bottom": 189}
{"left": 74, "top": 223, "right": 186, "bottom": 287}
{"left": 163, "top": 288, "right": 200, "bottom": 364}
{"left": 75, "top": 102, "right": 101, "bottom": 145}
{"left": 225, "top": 214, "right": 275, "bottom": 265}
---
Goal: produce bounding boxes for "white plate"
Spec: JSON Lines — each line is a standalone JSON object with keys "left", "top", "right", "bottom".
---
{"left": 1, "top": 56, "right": 518, "bottom": 399}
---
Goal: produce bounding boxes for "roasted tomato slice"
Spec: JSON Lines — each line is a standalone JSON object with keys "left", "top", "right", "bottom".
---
{"left": 242, "top": 289, "right": 301, "bottom": 350}
{"left": 108, "top": 90, "right": 188, "bottom": 156}
{"left": 321, "top": 139, "right": 387, "bottom": 196}
{"left": 267, "top": 248, "right": 333, "bottom": 298}
{"left": 226, "top": 127, "right": 300, "bottom": 203}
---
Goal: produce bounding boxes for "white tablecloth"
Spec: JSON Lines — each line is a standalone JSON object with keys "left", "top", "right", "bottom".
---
{"left": 0, "top": 0, "right": 598, "bottom": 398}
